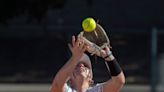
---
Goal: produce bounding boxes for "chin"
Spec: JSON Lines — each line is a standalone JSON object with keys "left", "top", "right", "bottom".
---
{"left": 77, "top": 74, "right": 87, "bottom": 78}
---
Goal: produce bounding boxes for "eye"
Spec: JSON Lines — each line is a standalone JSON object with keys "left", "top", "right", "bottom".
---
{"left": 82, "top": 63, "right": 90, "bottom": 69}
{"left": 77, "top": 61, "right": 91, "bottom": 69}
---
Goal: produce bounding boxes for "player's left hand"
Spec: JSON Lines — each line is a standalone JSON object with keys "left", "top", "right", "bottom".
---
{"left": 99, "top": 46, "right": 112, "bottom": 58}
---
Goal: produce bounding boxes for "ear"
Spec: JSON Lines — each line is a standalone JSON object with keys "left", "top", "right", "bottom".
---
{"left": 87, "top": 70, "right": 94, "bottom": 85}
{"left": 89, "top": 79, "right": 94, "bottom": 86}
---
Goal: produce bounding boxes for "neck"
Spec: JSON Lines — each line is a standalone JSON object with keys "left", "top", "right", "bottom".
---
{"left": 74, "top": 81, "right": 89, "bottom": 92}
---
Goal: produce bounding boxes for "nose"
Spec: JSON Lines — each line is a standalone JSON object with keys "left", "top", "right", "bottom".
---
{"left": 78, "top": 63, "right": 85, "bottom": 67}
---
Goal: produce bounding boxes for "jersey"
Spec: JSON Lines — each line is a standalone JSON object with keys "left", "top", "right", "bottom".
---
{"left": 65, "top": 83, "right": 103, "bottom": 92}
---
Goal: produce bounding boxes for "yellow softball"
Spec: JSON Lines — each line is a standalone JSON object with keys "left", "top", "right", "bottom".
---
{"left": 82, "top": 17, "right": 96, "bottom": 32}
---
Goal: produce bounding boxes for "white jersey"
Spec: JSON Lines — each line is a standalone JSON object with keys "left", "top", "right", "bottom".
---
{"left": 65, "top": 83, "right": 103, "bottom": 92}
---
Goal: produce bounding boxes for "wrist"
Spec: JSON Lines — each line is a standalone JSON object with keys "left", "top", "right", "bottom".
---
{"left": 105, "top": 55, "right": 115, "bottom": 61}
{"left": 104, "top": 51, "right": 115, "bottom": 61}
{"left": 106, "top": 59, "right": 122, "bottom": 76}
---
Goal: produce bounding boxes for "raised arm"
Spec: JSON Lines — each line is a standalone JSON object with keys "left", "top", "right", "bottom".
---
{"left": 100, "top": 46, "right": 125, "bottom": 92}
{"left": 51, "top": 36, "right": 87, "bottom": 92}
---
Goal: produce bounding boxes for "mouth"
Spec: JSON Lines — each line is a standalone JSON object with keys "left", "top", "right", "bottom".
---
{"left": 78, "top": 67, "right": 85, "bottom": 72}
{"left": 75, "top": 66, "right": 87, "bottom": 74}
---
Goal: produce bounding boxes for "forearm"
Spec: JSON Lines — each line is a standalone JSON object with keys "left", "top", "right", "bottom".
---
{"left": 105, "top": 54, "right": 125, "bottom": 85}
{"left": 52, "top": 56, "right": 79, "bottom": 87}
{"left": 106, "top": 59, "right": 122, "bottom": 76}
{"left": 103, "top": 54, "right": 125, "bottom": 92}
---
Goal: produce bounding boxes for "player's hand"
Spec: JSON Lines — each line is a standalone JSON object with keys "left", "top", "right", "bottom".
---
{"left": 100, "top": 46, "right": 111, "bottom": 58}
{"left": 100, "top": 46, "right": 114, "bottom": 61}
{"left": 68, "top": 36, "right": 88, "bottom": 60}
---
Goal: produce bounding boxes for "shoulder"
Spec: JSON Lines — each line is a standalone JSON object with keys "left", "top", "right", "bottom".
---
{"left": 86, "top": 83, "right": 104, "bottom": 92}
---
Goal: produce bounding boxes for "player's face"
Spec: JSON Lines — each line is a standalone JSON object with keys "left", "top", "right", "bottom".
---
{"left": 72, "top": 61, "right": 92, "bottom": 79}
